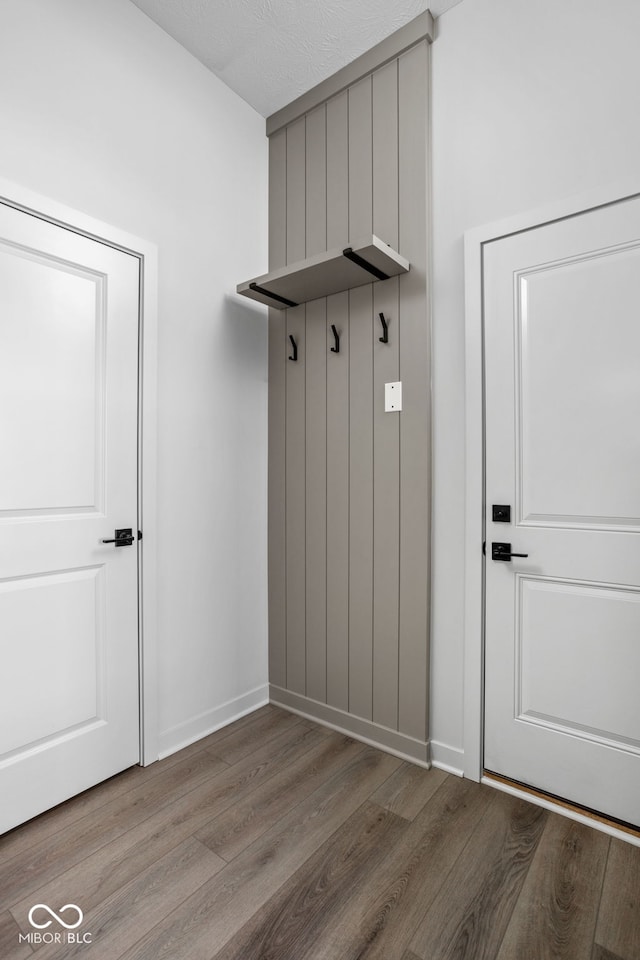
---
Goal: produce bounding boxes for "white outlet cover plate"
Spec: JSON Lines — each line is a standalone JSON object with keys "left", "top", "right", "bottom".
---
{"left": 385, "top": 381, "right": 402, "bottom": 412}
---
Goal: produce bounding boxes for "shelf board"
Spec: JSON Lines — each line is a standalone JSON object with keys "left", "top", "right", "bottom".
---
{"left": 236, "top": 235, "right": 410, "bottom": 309}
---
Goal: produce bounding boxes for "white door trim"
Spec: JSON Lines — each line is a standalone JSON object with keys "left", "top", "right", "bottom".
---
{"left": 0, "top": 176, "right": 160, "bottom": 766}
{"left": 463, "top": 176, "right": 640, "bottom": 782}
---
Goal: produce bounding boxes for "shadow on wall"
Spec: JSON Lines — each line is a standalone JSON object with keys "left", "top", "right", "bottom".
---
{"left": 221, "top": 294, "right": 269, "bottom": 379}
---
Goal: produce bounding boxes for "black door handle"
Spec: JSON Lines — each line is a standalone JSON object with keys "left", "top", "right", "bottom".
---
{"left": 491, "top": 542, "right": 529, "bottom": 562}
{"left": 102, "top": 527, "right": 135, "bottom": 547}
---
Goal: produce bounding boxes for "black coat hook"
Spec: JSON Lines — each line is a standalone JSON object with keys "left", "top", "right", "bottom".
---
{"left": 379, "top": 312, "right": 389, "bottom": 344}
{"left": 330, "top": 324, "right": 340, "bottom": 354}
{"left": 288, "top": 334, "right": 298, "bottom": 362}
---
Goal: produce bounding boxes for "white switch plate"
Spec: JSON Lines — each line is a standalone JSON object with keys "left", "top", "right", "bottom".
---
{"left": 384, "top": 381, "right": 402, "bottom": 412}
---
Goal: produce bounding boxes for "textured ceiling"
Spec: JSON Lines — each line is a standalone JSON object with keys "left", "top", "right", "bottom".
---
{"left": 130, "top": 0, "right": 463, "bottom": 117}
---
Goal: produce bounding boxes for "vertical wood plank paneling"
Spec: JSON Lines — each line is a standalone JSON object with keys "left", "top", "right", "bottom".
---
{"left": 372, "top": 60, "right": 399, "bottom": 249}
{"left": 305, "top": 105, "right": 327, "bottom": 257}
{"left": 286, "top": 118, "right": 306, "bottom": 264}
{"left": 305, "top": 106, "right": 327, "bottom": 702}
{"left": 348, "top": 77, "right": 373, "bottom": 241}
{"left": 372, "top": 59, "right": 400, "bottom": 731}
{"left": 304, "top": 304, "right": 327, "bottom": 703}
{"left": 285, "top": 306, "right": 306, "bottom": 695}
{"left": 325, "top": 292, "right": 349, "bottom": 710}
{"left": 348, "top": 286, "right": 373, "bottom": 720}
{"left": 398, "top": 41, "right": 430, "bottom": 741}
{"left": 326, "top": 92, "right": 349, "bottom": 249}
{"left": 269, "top": 129, "right": 287, "bottom": 272}
{"left": 269, "top": 43, "right": 430, "bottom": 749}
{"left": 347, "top": 76, "right": 374, "bottom": 721}
{"left": 285, "top": 118, "right": 307, "bottom": 695}
{"left": 268, "top": 129, "right": 287, "bottom": 687}
{"left": 325, "top": 92, "right": 350, "bottom": 711}
{"left": 372, "top": 275, "right": 400, "bottom": 729}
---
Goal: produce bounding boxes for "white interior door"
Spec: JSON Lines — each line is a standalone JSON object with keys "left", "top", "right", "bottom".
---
{"left": 484, "top": 195, "right": 640, "bottom": 828}
{"left": 0, "top": 201, "right": 140, "bottom": 834}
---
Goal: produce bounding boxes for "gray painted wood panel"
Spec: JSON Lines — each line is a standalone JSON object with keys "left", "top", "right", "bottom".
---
{"left": 285, "top": 116, "right": 307, "bottom": 695}
{"left": 285, "top": 309, "right": 306, "bottom": 695}
{"left": 326, "top": 93, "right": 349, "bottom": 250}
{"left": 373, "top": 59, "right": 399, "bottom": 249}
{"left": 348, "top": 76, "right": 373, "bottom": 242}
{"left": 305, "top": 105, "right": 327, "bottom": 702}
{"left": 348, "top": 284, "right": 374, "bottom": 721}
{"left": 269, "top": 41, "right": 430, "bottom": 748}
{"left": 268, "top": 130, "right": 287, "bottom": 686}
{"left": 325, "top": 292, "right": 349, "bottom": 711}
{"left": 373, "top": 277, "right": 400, "bottom": 730}
{"left": 325, "top": 95, "right": 350, "bottom": 712}
{"left": 269, "top": 129, "right": 287, "bottom": 272}
{"left": 305, "top": 105, "right": 327, "bottom": 258}
{"left": 268, "top": 313, "right": 287, "bottom": 688}
{"left": 371, "top": 59, "right": 401, "bottom": 731}
{"left": 305, "top": 298, "right": 327, "bottom": 702}
{"left": 286, "top": 118, "right": 306, "bottom": 265}
{"left": 346, "top": 70, "right": 374, "bottom": 722}
{"left": 397, "top": 41, "right": 430, "bottom": 741}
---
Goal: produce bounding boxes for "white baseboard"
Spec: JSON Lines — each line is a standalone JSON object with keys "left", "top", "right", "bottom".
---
{"left": 269, "top": 685, "right": 430, "bottom": 767}
{"left": 430, "top": 740, "right": 465, "bottom": 777}
{"left": 158, "top": 684, "right": 269, "bottom": 760}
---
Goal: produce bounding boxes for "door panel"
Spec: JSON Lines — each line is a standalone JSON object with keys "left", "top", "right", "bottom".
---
{"left": 0, "top": 567, "right": 104, "bottom": 754}
{"left": 517, "top": 576, "right": 640, "bottom": 747}
{"left": 484, "top": 195, "right": 640, "bottom": 827}
{"left": 0, "top": 243, "right": 104, "bottom": 513}
{"left": 517, "top": 244, "right": 640, "bottom": 528}
{"left": 0, "top": 202, "right": 140, "bottom": 834}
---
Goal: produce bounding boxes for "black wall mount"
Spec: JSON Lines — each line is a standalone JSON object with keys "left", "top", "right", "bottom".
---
{"left": 342, "top": 247, "right": 390, "bottom": 281}
{"left": 249, "top": 282, "right": 298, "bottom": 309}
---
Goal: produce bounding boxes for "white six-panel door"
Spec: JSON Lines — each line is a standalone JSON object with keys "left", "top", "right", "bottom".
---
{"left": 0, "top": 202, "right": 140, "bottom": 833}
{"left": 484, "top": 196, "right": 640, "bottom": 827}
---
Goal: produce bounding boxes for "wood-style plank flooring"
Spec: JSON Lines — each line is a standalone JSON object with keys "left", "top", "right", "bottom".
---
{"left": 1, "top": 706, "right": 639, "bottom": 960}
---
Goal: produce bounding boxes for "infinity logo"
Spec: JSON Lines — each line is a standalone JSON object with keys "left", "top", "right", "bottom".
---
{"left": 28, "top": 904, "right": 84, "bottom": 930}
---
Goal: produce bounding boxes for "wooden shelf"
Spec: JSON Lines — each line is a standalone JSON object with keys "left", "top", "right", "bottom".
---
{"left": 236, "top": 235, "right": 410, "bottom": 309}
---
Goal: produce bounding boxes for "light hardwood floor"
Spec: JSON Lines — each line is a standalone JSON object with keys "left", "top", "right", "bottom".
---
{"left": 1, "top": 706, "right": 638, "bottom": 960}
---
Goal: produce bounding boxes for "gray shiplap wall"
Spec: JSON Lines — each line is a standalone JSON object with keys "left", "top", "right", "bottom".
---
{"left": 268, "top": 39, "right": 430, "bottom": 762}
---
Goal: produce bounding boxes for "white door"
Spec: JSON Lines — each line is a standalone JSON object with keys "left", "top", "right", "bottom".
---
{"left": 484, "top": 195, "right": 640, "bottom": 828}
{"left": 0, "top": 201, "right": 140, "bottom": 834}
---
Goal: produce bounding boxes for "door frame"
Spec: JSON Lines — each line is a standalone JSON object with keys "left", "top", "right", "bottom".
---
{"left": 0, "top": 176, "right": 159, "bottom": 766}
{"left": 462, "top": 176, "right": 640, "bottom": 783}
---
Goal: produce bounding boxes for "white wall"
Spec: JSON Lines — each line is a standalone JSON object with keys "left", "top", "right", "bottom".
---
{"left": 0, "top": 0, "right": 269, "bottom": 756}
{"left": 430, "top": 0, "right": 640, "bottom": 766}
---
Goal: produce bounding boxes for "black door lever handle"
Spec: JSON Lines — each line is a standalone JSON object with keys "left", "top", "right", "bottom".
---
{"left": 102, "top": 527, "right": 135, "bottom": 547}
{"left": 491, "top": 542, "right": 529, "bottom": 561}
